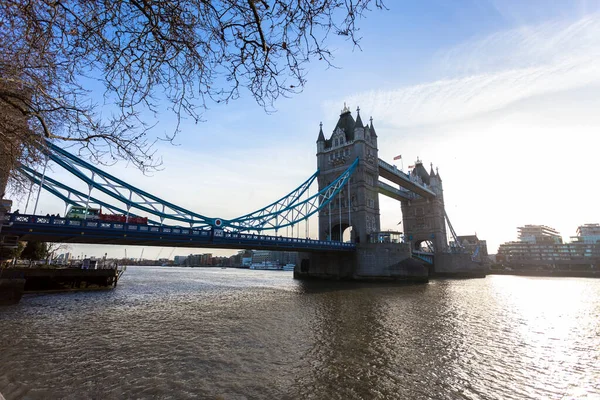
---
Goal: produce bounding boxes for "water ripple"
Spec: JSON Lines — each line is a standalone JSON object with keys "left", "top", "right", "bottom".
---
{"left": 1, "top": 268, "right": 599, "bottom": 399}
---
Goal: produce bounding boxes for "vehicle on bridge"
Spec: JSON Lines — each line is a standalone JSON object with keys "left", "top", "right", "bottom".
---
{"left": 65, "top": 206, "right": 148, "bottom": 225}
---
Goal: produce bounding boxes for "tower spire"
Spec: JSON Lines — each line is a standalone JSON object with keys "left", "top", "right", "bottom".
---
{"left": 369, "top": 116, "right": 377, "bottom": 137}
{"left": 317, "top": 121, "right": 325, "bottom": 142}
{"left": 354, "top": 106, "right": 364, "bottom": 128}
{"left": 341, "top": 102, "right": 350, "bottom": 114}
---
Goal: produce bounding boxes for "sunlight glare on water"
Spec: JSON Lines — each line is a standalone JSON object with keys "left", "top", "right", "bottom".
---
{"left": 1, "top": 267, "right": 599, "bottom": 399}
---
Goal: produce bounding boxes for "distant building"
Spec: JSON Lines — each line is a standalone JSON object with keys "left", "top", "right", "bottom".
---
{"left": 250, "top": 250, "right": 297, "bottom": 266}
{"left": 572, "top": 224, "right": 600, "bottom": 244}
{"left": 174, "top": 255, "right": 187, "bottom": 265}
{"left": 185, "top": 253, "right": 214, "bottom": 266}
{"left": 518, "top": 225, "right": 562, "bottom": 244}
{"left": 497, "top": 224, "right": 600, "bottom": 268}
{"left": 252, "top": 250, "right": 271, "bottom": 264}
{"left": 456, "top": 235, "right": 488, "bottom": 260}
{"left": 56, "top": 252, "right": 72, "bottom": 264}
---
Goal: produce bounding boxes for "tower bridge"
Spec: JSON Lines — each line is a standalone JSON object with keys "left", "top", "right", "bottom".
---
{"left": 0, "top": 105, "right": 486, "bottom": 280}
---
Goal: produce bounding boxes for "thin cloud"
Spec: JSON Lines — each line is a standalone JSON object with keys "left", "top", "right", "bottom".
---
{"left": 326, "top": 14, "right": 600, "bottom": 128}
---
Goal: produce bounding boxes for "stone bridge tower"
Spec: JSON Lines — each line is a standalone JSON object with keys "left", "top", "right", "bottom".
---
{"left": 400, "top": 161, "right": 448, "bottom": 252}
{"left": 316, "top": 105, "right": 380, "bottom": 244}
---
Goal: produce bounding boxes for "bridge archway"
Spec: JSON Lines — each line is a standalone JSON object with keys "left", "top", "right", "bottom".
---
{"left": 414, "top": 239, "right": 434, "bottom": 253}
{"left": 330, "top": 223, "right": 356, "bottom": 243}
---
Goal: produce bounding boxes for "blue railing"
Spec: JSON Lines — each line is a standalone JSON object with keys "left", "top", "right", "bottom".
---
{"left": 4, "top": 214, "right": 355, "bottom": 251}
{"left": 412, "top": 251, "right": 434, "bottom": 265}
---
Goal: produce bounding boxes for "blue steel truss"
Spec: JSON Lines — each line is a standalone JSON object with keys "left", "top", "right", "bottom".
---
{"left": 19, "top": 141, "right": 359, "bottom": 233}
{"left": 46, "top": 142, "right": 214, "bottom": 228}
{"left": 225, "top": 158, "right": 358, "bottom": 232}
{"left": 19, "top": 165, "right": 163, "bottom": 226}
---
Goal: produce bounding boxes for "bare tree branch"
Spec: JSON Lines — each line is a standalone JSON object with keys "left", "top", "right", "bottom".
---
{"left": 1, "top": 0, "right": 386, "bottom": 195}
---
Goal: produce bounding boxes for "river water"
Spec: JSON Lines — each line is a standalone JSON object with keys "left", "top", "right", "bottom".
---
{"left": 1, "top": 267, "right": 599, "bottom": 399}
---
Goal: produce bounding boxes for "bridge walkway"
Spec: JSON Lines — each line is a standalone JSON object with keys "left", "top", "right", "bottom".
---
{"left": 2, "top": 214, "right": 355, "bottom": 253}
{"left": 378, "top": 159, "right": 436, "bottom": 198}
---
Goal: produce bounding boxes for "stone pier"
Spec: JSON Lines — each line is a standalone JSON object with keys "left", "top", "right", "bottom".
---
{"left": 432, "top": 253, "right": 487, "bottom": 278}
{"left": 295, "top": 242, "right": 428, "bottom": 282}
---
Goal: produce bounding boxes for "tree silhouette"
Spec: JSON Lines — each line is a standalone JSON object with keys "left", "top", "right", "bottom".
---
{"left": 20, "top": 241, "right": 49, "bottom": 265}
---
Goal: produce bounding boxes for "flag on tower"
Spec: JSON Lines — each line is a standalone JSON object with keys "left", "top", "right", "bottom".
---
{"left": 393, "top": 155, "right": 402, "bottom": 160}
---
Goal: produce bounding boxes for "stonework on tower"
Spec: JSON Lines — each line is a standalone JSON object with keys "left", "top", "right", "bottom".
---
{"left": 301, "top": 105, "right": 486, "bottom": 280}
{"left": 401, "top": 161, "right": 448, "bottom": 252}
{"left": 316, "top": 106, "right": 380, "bottom": 244}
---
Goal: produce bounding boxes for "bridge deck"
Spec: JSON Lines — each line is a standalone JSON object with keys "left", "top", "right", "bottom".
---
{"left": 2, "top": 214, "right": 355, "bottom": 253}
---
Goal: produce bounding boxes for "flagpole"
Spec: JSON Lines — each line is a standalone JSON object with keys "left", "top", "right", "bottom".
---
{"left": 394, "top": 154, "right": 403, "bottom": 172}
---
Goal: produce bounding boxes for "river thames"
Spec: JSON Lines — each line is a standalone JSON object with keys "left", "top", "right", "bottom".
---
{"left": 1, "top": 267, "right": 599, "bottom": 399}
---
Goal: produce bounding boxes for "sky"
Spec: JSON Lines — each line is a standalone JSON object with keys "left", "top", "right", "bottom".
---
{"left": 11, "top": 0, "right": 600, "bottom": 260}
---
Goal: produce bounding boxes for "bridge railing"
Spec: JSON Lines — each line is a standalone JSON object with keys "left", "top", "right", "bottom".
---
{"left": 4, "top": 214, "right": 355, "bottom": 250}
{"left": 221, "top": 231, "right": 354, "bottom": 248}
{"left": 6, "top": 214, "right": 212, "bottom": 236}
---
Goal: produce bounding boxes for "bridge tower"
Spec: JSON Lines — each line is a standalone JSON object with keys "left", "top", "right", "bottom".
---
{"left": 400, "top": 161, "right": 448, "bottom": 252}
{"left": 316, "top": 105, "right": 380, "bottom": 244}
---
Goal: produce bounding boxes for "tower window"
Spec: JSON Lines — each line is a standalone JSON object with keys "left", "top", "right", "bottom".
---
{"left": 334, "top": 138, "right": 339, "bottom": 146}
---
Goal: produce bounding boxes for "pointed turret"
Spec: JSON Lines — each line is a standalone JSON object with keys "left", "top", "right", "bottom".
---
{"left": 317, "top": 122, "right": 325, "bottom": 142}
{"left": 429, "top": 162, "right": 436, "bottom": 177}
{"left": 316, "top": 121, "right": 326, "bottom": 154}
{"left": 413, "top": 158, "right": 430, "bottom": 185}
{"left": 369, "top": 117, "right": 377, "bottom": 137}
{"left": 353, "top": 106, "right": 366, "bottom": 141}
{"left": 354, "top": 106, "right": 364, "bottom": 129}
{"left": 436, "top": 167, "right": 442, "bottom": 182}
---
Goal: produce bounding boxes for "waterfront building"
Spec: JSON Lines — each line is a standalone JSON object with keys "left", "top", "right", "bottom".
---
{"left": 251, "top": 250, "right": 297, "bottom": 266}
{"left": 185, "top": 253, "right": 213, "bottom": 266}
{"left": 518, "top": 225, "right": 562, "bottom": 244}
{"left": 497, "top": 224, "right": 600, "bottom": 268}
{"left": 174, "top": 255, "right": 187, "bottom": 265}
{"left": 572, "top": 224, "right": 600, "bottom": 244}
{"left": 251, "top": 250, "right": 271, "bottom": 264}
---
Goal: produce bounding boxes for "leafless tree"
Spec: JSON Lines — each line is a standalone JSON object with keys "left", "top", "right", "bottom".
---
{"left": 0, "top": 0, "right": 386, "bottom": 195}
{"left": 46, "top": 242, "right": 72, "bottom": 262}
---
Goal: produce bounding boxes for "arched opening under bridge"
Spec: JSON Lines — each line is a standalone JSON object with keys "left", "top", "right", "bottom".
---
{"left": 330, "top": 223, "right": 356, "bottom": 243}
{"left": 414, "top": 239, "right": 434, "bottom": 253}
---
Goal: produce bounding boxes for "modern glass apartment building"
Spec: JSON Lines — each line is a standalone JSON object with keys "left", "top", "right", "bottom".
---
{"left": 497, "top": 224, "right": 600, "bottom": 267}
